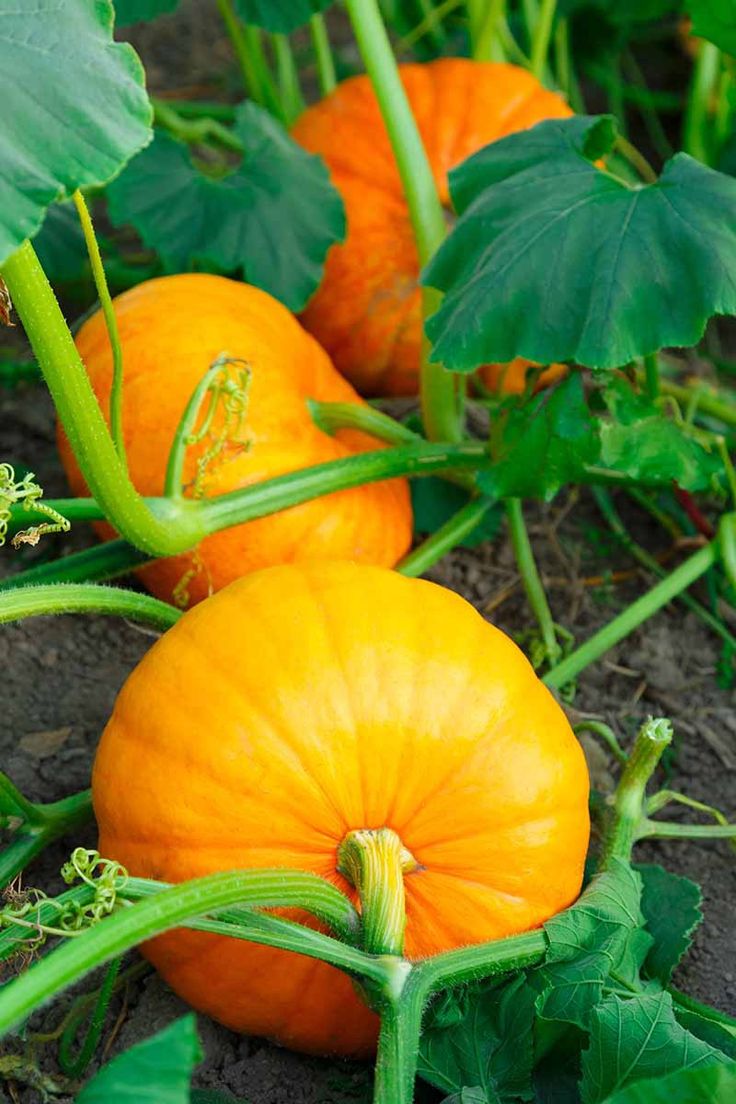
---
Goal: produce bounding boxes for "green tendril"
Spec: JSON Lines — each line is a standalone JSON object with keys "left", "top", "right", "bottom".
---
{"left": 0, "top": 464, "right": 70, "bottom": 549}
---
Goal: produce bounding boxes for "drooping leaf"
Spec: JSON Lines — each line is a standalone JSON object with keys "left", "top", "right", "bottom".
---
{"left": 76, "top": 1016, "right": 202, "bottom": 1103}
{"left": 478, "top": 373, "right": 600, "bottom": 501}
{"left": 599, "top": 378, "right": 721, "bottom": 491}
{"left": 580, "top": 991, "right": 726, "bottom": 1104}
{"left": 687, "top": 1, "right": 736, "bottom": 54}
{"left": 114, "top": 0, "right": 180, "bottom": 25}
{"left": 600, "top": 1061, "right": 736, "bottom": 1103}
{"left": 0, "top": 0, "right": 152, "bottom": 265}
{"left": 107, "top": 102, "right": 345, "bottom": 310}
{"left": 234, "top": 0, "right": 334, "bottom": 32}
{"left": 424, "top": 115, "right": 736, "bottom": 372}
{"left": 32, "top": 203, "right": 89, "bottom": 285}
{"left": 419, "top": 974, "right": 536, "bottom": 1102}
{"left": 636, "top": 864, "right": 703, "bottom": 985}
{"left": 535, "top": 859, "right": 648, "bottom": 1029}
{"left": 411, "top": 479, "right": 503, "bottom": 546}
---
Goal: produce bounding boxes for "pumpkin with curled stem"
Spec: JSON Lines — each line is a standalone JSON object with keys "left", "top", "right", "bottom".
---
{"left": 292, "top": 59, "right": 571, "bottom": 397}
{"left": 92, "top": 562, "right": 590, "bottom": 1056}
{"left": 58, "top": 273, "right": 412, "bottom": 606}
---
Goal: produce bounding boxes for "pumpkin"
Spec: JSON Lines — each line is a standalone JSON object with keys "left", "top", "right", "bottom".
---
{"left": 292, "top": 59, "right": 572, "bottom": 397}
{"left": 92, "top": 562, "right": 590, "bottom": 1056}
{"left": 59, "top": 274, "right": 412, "bottom": 606}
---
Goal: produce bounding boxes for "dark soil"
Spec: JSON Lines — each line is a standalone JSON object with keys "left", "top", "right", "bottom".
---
{"left": 1, "top": 3, "right": 735, "bottom": 1101}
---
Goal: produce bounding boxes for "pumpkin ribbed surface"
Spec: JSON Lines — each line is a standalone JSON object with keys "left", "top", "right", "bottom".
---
{"left": 58, "top": 274, "right": 412, "bottom": 605}
{"left": 292, "top": 59, "right": 573, "bottom": 397}
{"left": 93, "top": 562, "right": 590, "bottom": 1056}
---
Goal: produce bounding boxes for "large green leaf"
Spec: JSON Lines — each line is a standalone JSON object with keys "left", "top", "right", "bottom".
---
{"left": 419, "top": 974, "right": 536, "bottom": 1102}
{"left": 600, "top": 1061, "right": 736, "bottom": 1103}
{"left": 687, "top": 1, "right": 736, "bottom": 54}
{"left": 76, "top": 1016, "right": 201, "bottom": 1103}
{"left": 636, "top": 865, "right": 703, "bottom": 985}
{"left": 535, "top": 859, "right": 647, "bottom": 1030}
{"left": 114, "top": 0, "right": 180, "bottom": 25}
{"left": 424, "top": 115, "right": 736, "bottom": 372}
{"left": 580, "top": 992, "right": 725, "bottom": 1104}
{"left": 0, "top": 0, "right": 152, "bottom": 265}
{"left": 234, "top": 0, "right": 334, "bottom": 32}
{"left": 107, "top": 102, "right": 345, "bottom": 310}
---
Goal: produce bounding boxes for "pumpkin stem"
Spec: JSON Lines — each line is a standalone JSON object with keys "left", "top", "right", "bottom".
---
{"left": 337, "top": 828, "right": 417, "bottom": 958}
{"left": 600, "top": 716, "right": 673, "bottom": 866}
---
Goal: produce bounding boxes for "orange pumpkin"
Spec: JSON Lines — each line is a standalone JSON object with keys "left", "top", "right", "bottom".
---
{"left": 93, "top": 562, "right": 590, "bottom": 1056}
{"left": 292, "top": 59, "right": 572, "bottom": 397}
{"left": 59, "top": 274, "right": 412, "bottom": 606}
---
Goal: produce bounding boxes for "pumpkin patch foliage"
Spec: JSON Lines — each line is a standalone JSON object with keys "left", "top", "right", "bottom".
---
{"left": 2, "top": 1, "right": 736, "bottom": 1103}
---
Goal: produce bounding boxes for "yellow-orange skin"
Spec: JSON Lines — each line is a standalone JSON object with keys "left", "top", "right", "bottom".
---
{"left": 59, "top": 274, "right": 412, "bottom": 606}
{"left": 93, "top": 562, "right": 590, "bottom": 1057}
{"left": 292, "top": 59, "right": 572, "bottom": 397}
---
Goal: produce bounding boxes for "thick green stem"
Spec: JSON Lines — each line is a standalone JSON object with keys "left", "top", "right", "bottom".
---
{"left": 310, "top": 14, "right": 337, "bottom": 95}
{"left": 543, "top": 541, "right": 717, "bottom": 689}
{"left": 473, "top": 0, "right": 507, "bottom": 62}
{"left": 1, "top": 242, "right": 205, "bottom": 555}
{"left": 638, "top": 820, "right": 736, "bottom": 841}
{"left": 338, "top": 829, "right": 416, "bottom": 957}
{"left": 683, "top": 40, "right": 722, "bottom": 164}
{"left": 273, "top": 34, "right": 305, "bottom": 124}
{"left": 0, "top": 541, "right": 150, "bottom": 591}
{"left": 0, "top": 584, "right": 179, "bottom": 631}
{"left": 216, "top": 0, "right": 280, "bottom": 115}
{"left": 153, "top": 98, "right": 243, "bottom": 153}
{"left": 506, "top": 497, "right": 561, "bottom": 665}
{"left": 344, "top": 0, "right": 461, "bottom": 443}
{"left": 0, "top": 782, "right": 92, "bottom": 889}
{"left": 373, "top": 974, "right": 428, "bottom": 1104}
{"left": 71, "top": 192, "right": 126, "bottom": 466}
{"left": 398, "top": 497, "right": 494, "bottom": 577}
{"left": 308, "top": 400, "right": 420, "bottom": 445}
{"left": 530, "top": 0, "right": 556, "bottom": 79}
{"left": 0, "top": 871, "right": 377, "bottom": 1038}
{"left": 601, "top": 718, "right": 673, "bottom": 866}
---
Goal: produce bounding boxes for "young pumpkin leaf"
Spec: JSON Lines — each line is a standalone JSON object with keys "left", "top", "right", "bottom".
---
{"left": 636, "top": 864, "right": 703, "bottom": 985}
{"left": 107, "top": 102, "right": 345, "bottom": 311}
{"left": 599, "top": 379, "right": 721, "bottom": 492}
{"left": 75, "top": 1015, "right": 202, "bottom": 1103}
{"left": 480, "top": 373, "right": 600, "bottom": 501}
{"left": 114, "top": 0, "right": 180, "bottom": 25}
{"left": 599, "top": 1061, "right": 736, "bottom": 1103}
{"left": 687, "top": 1, "right": 736, "bottom": 55}
{"left": 419, "top": 974, "right": 536, "bottom": 1102}
{"left": 534, "top": 859, "right": 648, "bottom": 1029}
{"left": 424, "top": 115, "right": 736, "bottom": 372}
{"left": 580, "top": 991, "right": 726, "bottom": 1104}
{"left": 0, "top": 0, "right": 152, "bottom": 265}
{"left": 234, "top": 0, "right": 334, "bottom": 32}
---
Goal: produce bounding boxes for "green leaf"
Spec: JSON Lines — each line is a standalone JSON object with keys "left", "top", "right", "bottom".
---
{"left": 580, "top": 991, "right": 725, "bottom": 1104}
{"left": 114, "top": 0, "right": 180, "bottom": 25}
{"left": 535, "top": 859, "right": 647, "bottom": 1029}
{"left": 32, "top": 203, "right": 89, "bottom": 285}
{"left": 441, "top": 1091, "right": 488, "bottom": 1104}
{"left": 687, "top": 1, "right": 736, "bottom": 54}
{"left": 0, "top": 0, "right": 152, "bottom": 265}
{"left": 107, "top": 102, "right": 345, "bottom": 311}
{"left": 636, "top": 865, "right": 703, "bottom": 985}
{"left": 234, "top": 0, "right": 334, "bottom": 32}
{"left": 479, "top": 374, "right": 601, "bottom": 501}
{"left": 411, "top": 479, "right": 503, "bottom": 546}
{"left": 75, "top": 1015, "right": 202, "bottom": 1103}
{"left": 424, "top": 115, "right": 736, "bottom": 372}
{"left": 600, "top": 1061, "right": 736, "bottom": 1103}
{"left": 419, "top": 974, "right": 536, "bottom": 1102}
{"left": 599, "top": 378, "right": 721, "bottom": 492}
{"left": 674, "top": 1005, "right": 736, "bottom": 1060}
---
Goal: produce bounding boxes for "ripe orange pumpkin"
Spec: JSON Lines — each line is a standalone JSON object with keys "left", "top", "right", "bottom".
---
{"left": 292, "top": 59, "right": 572, "bottom": 397}
{"left": 93, "top": 562, "right": 590, "bottom": 1056}
{"left": 59, "top": 274, "right": 412, "bottom": 606}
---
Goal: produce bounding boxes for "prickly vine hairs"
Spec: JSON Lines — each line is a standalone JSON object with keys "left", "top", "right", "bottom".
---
{"left": 2, "top": 1, "right": 736, "bottom": 1102}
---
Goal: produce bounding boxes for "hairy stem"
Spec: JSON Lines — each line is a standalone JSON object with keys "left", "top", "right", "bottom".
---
{"left": 0, "top": 783, "right": 93, "bottom": 889}
{"left": 344, "top": 0, "right": 461, "bottom": 443}
{"left": 0, "top": 541, "right": 151, "bottom": 591}
{"left": 601, "top": 717, "right": 673, "bottom": 865}
{"left": 0, "top": 584, "right": 179, "bottom": 631}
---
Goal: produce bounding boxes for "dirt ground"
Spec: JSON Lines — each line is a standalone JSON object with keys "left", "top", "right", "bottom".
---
{"left": 1, "top": 3, "right": 735, "bottom": 1101}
